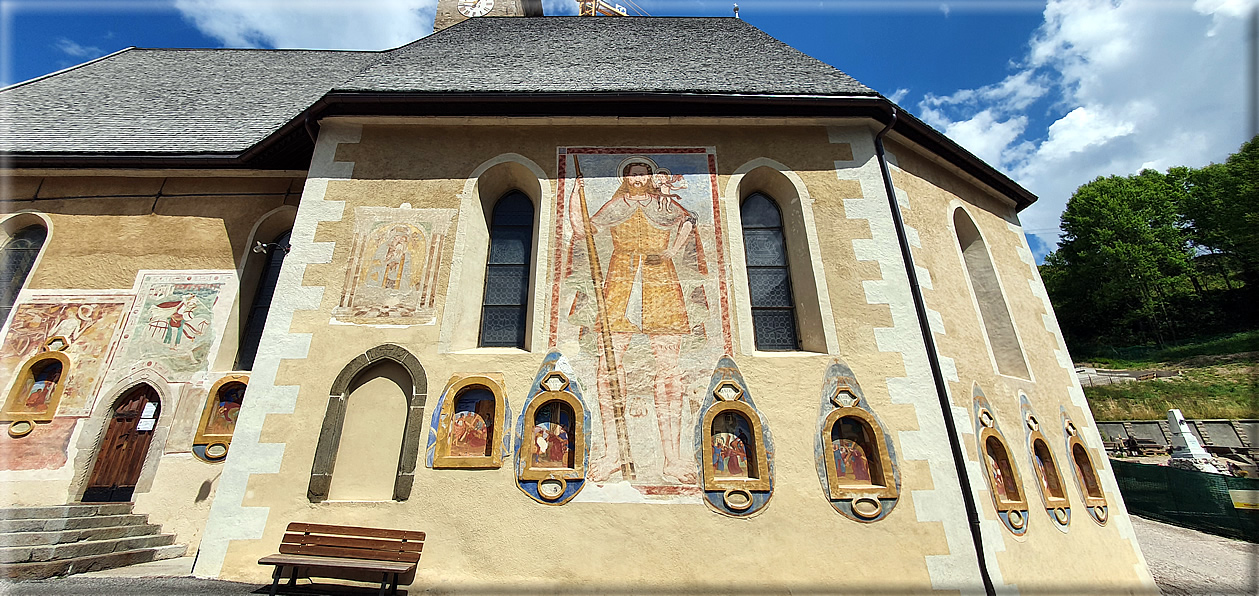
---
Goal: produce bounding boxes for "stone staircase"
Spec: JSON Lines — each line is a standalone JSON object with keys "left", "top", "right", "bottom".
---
{"left": 0, "top": 503, "right": 186, "bottom": 580}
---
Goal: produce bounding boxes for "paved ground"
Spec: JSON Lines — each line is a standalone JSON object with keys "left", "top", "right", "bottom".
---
{"left": 1131, "top": 515, "right": 1258, "bottom": 595}
{"left": 1, "top": 517, "right": 1254, "bottom": 595}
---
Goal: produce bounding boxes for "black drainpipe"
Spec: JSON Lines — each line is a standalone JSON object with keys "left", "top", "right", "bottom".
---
{"left": 873, "top": 107, "right": 997, "bottom": 596}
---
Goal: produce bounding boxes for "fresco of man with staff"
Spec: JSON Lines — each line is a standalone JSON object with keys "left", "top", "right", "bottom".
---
{"left": 567, "top": 155, "right": 708, "bottom": 485}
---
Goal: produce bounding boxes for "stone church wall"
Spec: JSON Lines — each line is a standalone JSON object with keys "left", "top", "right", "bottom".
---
{"left": 188, "top": 118, "right": 1154, "bottom": 592}
{"left": 0, "top": 174, "right": 303, "bottom": 554}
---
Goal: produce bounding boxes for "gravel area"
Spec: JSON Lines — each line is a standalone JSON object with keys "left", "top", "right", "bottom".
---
{"left": 1132, "top": 515, "right": 1258, "bottom": 595}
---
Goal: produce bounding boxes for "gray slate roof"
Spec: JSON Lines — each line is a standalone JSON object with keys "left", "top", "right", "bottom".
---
{"left": 1, "top": 17, "right": 873, "bottom": 156}
{"left": 2, "top": 49, "right": 374, "bottom": 154}
{"left": 342, "top": 17, "right": 875, "bottom": 95}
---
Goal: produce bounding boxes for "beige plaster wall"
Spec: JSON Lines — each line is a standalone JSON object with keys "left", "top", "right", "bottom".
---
{"left": 886, "top": 138, "right": 1154, "bottom": 592}
{"left": 196, "top": 119, "right": 1145, "bottom": 593}
{"left": 1, "top": 173, "right": 303, "bottom": 553}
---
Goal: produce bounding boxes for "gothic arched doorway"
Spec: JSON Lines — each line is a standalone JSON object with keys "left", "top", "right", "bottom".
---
{"left": 82, "top": 384, "right": 161, "bottom": 502}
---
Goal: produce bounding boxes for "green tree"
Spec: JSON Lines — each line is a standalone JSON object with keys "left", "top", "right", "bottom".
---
{"left": 1173, "top": 136, "right": 1259, "bottom": 288}
{"left": 1042, "top": 170, "right": 1196, "bottom": 347}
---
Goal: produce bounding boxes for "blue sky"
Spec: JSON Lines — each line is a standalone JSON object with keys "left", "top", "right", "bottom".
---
{"left": 3, "top": 0, "right": 1254, "bottom": 261}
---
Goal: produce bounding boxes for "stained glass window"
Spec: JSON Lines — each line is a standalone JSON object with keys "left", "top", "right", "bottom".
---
{"left": 741, "top": 194, "right": 798, "bottom": 350}
{"left": 236, "top": 230, "right": 290, "bottom": 370}
{"left": 480, "top": 192, "right": 533, "bottom": 347}
{"left": 1, "top": 225, "right": 47, "bottom": 326}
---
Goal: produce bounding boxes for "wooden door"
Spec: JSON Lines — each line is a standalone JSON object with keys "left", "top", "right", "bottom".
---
{"left": 83, "top": 386, "right": 160, "bottom": 503}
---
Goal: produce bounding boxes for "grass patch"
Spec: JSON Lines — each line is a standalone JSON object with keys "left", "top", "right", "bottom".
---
{"left": 1077, "top": 329, "right": 1259, "bottom": 369}
{"left": 1085, "top": 364, "right": 1259, "bottom": 421}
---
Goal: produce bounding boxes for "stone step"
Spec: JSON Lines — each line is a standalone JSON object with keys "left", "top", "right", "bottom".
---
{"left": 0, "top": 523, "right": 163, "bottom": 548}
{"left": 0, "top": 514, "right": 148, "bottom": 534}
{"left": 0, "top": 532, "right": 175, "bottom": 564}
{"left": 0, "top": 543, "right": 186, "bottom": 581}
{"left": 0, "top": 503, "right": 132, "bottom": 521}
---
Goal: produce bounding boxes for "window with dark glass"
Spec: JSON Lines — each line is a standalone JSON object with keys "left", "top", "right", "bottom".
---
{"left": 480, "top": 192, "right": 533, "bottom": 348}
{"left": 1, "top": 225, "right": 47, "bottom": 325}
{"left": 741, "top": 193, "right": 799, "bottom": 350}
{"left": 236, "top": 230, "right": 290, "bottom": 370}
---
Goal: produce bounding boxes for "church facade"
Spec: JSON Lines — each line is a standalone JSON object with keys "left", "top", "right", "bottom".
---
{"left": 1, "top": 6, "right": 1156, "bottom": 593}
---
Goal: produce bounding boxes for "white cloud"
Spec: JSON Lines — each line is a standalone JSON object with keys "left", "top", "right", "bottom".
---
{"left": 889, "top": 87, "right": 910, "bottom": 104}
{"left": 173, "top": 0, "right": 438, "bottom": 50}
{"left": 54, "top": 38, "right": 103, "bottom": 58}
{"left": 917, "top": 0, "right": 1252, "bottom": 257}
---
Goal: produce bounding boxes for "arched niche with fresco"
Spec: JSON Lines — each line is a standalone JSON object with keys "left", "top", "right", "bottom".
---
{"left": 974, "top": 385, "right": 1029, "bottom": 536}
{"left": 2, "top": 337, "right": 71, "bottom": 438}
{"left": 514, "top": 352, "right": 589, "bottom": 505}
{"left": 193, "top": 375, "right": 249, "bottom": 462}
{"left": 1018, "top": 395, "right": 1070, "bottom": 531}
{"left": 1062, "top": 409, "right": 1109, "bottom": 525}
{"left": 815, "top": 359, "right": 899, "bottom": 522}
{"left": 427, "top": 373, "right": 509, "bottom": 469}
{"left": 695, "top": 356, "right": 773, "bottom": 517}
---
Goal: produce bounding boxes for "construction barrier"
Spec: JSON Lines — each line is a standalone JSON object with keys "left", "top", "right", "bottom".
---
{"left": 1111, "top": 459, "right": 1259, "bottom": 542}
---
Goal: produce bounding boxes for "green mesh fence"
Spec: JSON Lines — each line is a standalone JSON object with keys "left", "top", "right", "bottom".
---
{"left": 1111, "top": 458, "right": 1259, "bottom": 542}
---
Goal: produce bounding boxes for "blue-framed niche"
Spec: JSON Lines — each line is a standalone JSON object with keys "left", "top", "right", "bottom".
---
{"left": 974, "top": 385, "right": 1030, "bottom": 536}
{"left": 514, "top": 352, "right": 590, "bottom": 505}
{"left": 693, "top": 356, "right": 774, "bottom": 517}
{"left": 1019, "top": 394, "right": 1071, "bottom": 532}
{"left": 814, "top": 359, "right": 900, "bottom": 522}
{"left": 1061, "top": 407, "right": 1109, "bottom": 526}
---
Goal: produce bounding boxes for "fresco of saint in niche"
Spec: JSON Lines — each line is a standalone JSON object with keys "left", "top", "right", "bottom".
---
{"left": 449, "top": 389, "right": 494, "bottom": 457}
{"left": 553, "top": 148, "right": 731, "bottom": 498}
{"left": 205, "top": 382, "right": 245, "bottom": 436}
{"left": 335, "top": 206, "right": 455, "bottom": 324}
{"left": 831, "top": 418, "right": 873, "bottom": 484}
{"left": 532, "top": 401, "right": 574, "bottom": 469}
{"left": 711, "top": 411, "right": 752, "bottom": 478}
{"left": 0, "top": 297, "right": 129, "bottom": 416}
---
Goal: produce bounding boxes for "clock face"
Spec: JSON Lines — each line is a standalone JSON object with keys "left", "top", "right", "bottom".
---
{"left": 457, "top": 0, "right": 494, "bottom": 17}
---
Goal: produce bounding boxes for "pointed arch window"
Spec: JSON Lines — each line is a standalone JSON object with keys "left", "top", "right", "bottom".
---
{"left": 237, "top": 230, "right": 290, "bottom": 370}
{"left": 953, "top": 208, "right": 1029, "bottom": 378}
{"left": 480, "top": 192, "right": 534, "bottom": 348}
{"left": 1, "top": 224, "right": 47, "bottom": 325}
{"left": 741, "top": 193, "right": 798, "bottom": 351}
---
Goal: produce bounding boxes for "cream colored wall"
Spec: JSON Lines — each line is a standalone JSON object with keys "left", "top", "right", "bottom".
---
{"left": 0, "top": 173, "right": 303, "bottom": 554}
{"left": 202, "top": 121, "right": 957, "bottom": 591}
{"left": 193, "top": 119, "right": 1152, "bottom": 592}
{"left": 886, "top": 138, "right": 1155, "bottom": 592}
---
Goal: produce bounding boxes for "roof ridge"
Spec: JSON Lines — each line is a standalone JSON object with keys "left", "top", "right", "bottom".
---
{"left": 1, "top": 46, "right": 135, "bottom": 93}
{"left": 124, "top": 47, "right": 384, "bottom": 53}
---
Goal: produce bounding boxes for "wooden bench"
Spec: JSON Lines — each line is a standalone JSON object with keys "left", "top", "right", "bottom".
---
{"left": 258, "top": 522, "right": 424, "bottom": 596}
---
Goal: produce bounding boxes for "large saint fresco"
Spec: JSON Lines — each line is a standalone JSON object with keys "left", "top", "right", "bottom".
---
{"left": 334, "top": 206, "right": 456, "bottom": 325}
{"left": 113, "top": 272, "right": 236, "bottom": 382}
{"left": 0, "top": 294, "right": 131, "bottom": 416}
{"left": 550, "top": 147, "right": 732, "bottom": 501}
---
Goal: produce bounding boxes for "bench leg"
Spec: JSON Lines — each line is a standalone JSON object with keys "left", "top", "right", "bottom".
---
{"left": 288, "top": 566, "right": 300, "bottom": 587}
{"left": 390, "top": 572, "right": 400, "bottom": 596}
{"left": 269, "top": 566, "right": 284, "bottom": 596}
{"left": 379, "top": 572, "right": 389, "bottom": 596}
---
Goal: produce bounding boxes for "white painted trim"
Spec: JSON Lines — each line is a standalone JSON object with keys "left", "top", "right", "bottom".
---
{"left": 194, "top": 121, "right": 362, "bottom": 579}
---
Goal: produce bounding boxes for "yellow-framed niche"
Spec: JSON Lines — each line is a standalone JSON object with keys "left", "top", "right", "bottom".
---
{"left": 2, "top": 337, "right": 71, "bottom": 438}
{"left": 431, "top": 373, "right": 507, "bottom": 469}
{"left": 1063, "top": 411, "right": 1109, "bottom": 525}
{"left": 1019, "top": 395, "right": 1070, "bottom": 531}
{"left": 193, "top": 374, "right": 248, "bottom": 461}
{"left": 517, "top": 369, "right": 588, "bottom": 502}
{"left": 822, "top": 407, "right": 898, "bottom": 501}
{"left": 701, "top": 381, "right": 771, "bottom": 494}
{"left": 974, "top": 385, "right": 1029, "bottom": 536}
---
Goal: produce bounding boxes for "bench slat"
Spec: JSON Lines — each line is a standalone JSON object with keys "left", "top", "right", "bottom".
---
{"left": 279, "top": 543, "right": 421, "bottom": 563}
{"left": 282, "top": 532, "right": 424, "bottom": 553}
{"left": 286, "top": 522, "right": 425, "bottom": 541}
{"left": 259, "top": 554, "right": 415, "bottom": 573}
